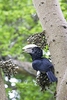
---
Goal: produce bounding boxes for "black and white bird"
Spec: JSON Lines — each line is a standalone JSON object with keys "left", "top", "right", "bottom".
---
{"left": 23, "top": 44, "right": 57, "bottom": 90}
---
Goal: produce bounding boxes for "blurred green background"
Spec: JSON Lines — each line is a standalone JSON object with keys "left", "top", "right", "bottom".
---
{"left": 0, "top": 0, "right": 67, "bottom": 100}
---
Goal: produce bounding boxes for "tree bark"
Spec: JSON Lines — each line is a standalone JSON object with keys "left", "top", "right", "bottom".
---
{"left": 32, "top": 0, "right": 67, "bottom": 100}
{"left": 0, "top": 69, "right": 8, "bottom": 100}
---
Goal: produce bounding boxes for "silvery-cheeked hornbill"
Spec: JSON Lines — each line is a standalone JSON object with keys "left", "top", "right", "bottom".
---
{"left": 23, "top": 44, "right": 57, "bottom": 90}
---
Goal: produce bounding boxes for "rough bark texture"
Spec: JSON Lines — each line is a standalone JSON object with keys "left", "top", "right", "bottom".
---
{"left": 0, "top": 70, "right": 7, "bottom": 100}
{"left": 32, "top": 0, "right": 67, "bottom": 100}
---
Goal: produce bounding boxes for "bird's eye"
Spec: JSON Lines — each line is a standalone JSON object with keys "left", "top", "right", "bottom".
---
{"left": 32, "top": 48, "right": 37, "bottom": 53}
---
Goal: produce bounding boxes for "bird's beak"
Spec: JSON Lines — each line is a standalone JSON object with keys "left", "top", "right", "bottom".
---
{"left": 22, "top": 44, "right": 37, "bottom": 53}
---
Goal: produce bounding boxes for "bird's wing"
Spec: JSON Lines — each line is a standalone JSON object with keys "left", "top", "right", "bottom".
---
{"left": 32, "top": 60, "right": 42, "bottom": 71}
{"left": 42, "top": 58, "right": 53, "bottom": 68}
{"left": 32, "top": 58, "right": 54, "bottom": 72}
{"left": 46, "top": 71, "right": 57, "bottom": 82}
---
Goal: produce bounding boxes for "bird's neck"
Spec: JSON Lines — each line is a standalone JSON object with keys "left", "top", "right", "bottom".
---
{"left": 31, "top": 55, "right": 42, "bottom": 61}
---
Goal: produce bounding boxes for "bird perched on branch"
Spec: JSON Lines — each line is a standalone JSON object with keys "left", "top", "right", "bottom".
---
{"left": 23, "top": 44, "right": 57, "bottom": 90}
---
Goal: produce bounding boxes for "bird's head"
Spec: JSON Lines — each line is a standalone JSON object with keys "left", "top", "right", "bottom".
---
{"left": 23, "top": 44, "right": 43, "bottom": 60}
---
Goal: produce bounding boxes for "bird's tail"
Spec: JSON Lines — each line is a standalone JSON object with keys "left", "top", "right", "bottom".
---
{"left": 46, "top": 71, "right": 57, "bottom": 82}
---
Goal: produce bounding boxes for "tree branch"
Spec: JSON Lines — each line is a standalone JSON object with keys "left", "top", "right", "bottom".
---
{"left": 12, "top": 60, "right": 36, "bottom": 76}
{"left": 0, "top": 59, "right": 36, "bottom": 77}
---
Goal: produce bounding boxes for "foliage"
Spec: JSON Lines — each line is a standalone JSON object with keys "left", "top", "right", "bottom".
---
{"left": 6, "top": 74, "right": 56, "bottom": 100}
{"left": 59, "top": 0, "right": 67, "bottom": 20}
{"left": 0, "top": 0, "right": 67, "bottom": 100}
{"left": 0, "top": 0, "right": 42, "bottom": 60}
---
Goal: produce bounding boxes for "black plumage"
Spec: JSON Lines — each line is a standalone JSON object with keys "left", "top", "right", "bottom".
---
{"left": 30, "top": 47, "right": 57, "bottom": 82}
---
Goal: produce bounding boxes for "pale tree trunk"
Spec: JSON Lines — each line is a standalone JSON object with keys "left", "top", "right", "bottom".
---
{"left": 0, "top": 70, "right": 7, "bottom": 100}
{"left": 32, "top": 0, "right": 67, "bottom": 100}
